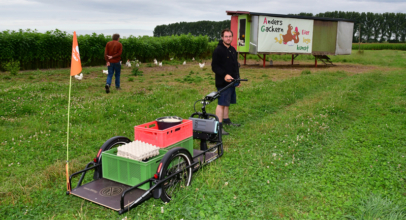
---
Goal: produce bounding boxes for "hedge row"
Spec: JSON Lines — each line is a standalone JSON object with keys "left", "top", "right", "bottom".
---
{"left": 0, "top": 29, "right": 218, "bottom": 71}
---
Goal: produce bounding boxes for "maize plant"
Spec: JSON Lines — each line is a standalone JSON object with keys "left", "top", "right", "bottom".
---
{"left": 0, "top": 30, "right": 216, "bottom": 71}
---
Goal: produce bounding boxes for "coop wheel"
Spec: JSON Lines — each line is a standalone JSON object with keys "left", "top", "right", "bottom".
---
{"left": 157, "top": 148, "right": 193, "bottom": 203}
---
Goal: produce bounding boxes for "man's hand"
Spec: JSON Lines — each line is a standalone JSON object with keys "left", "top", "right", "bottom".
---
{"left": 224, "top": 74, "right": 234, "bottom": 82}
{"left": 106, "top": 62, "right": 110, "bottom": 67}
{"left": 107, "top": 55, "right": 113, "bottom": 59}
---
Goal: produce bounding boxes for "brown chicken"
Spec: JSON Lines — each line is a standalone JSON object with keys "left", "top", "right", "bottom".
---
{"left": 282, "top": 24, "right": 300, "bottom": 44}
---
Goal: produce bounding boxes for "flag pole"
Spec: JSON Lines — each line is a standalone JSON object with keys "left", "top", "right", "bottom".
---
{"left": 66, "top": 74, "right": 72, "bottom": 192}
{"left": 66, "top": 31, "right": 81, "bottom": 193}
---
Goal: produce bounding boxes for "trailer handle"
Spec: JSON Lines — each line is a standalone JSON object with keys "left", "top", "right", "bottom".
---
{"left": 76, "top": 162, "right": 96, "bottom": 188}
{"left": 67, "top": 163, "right": 100, "bottom": 194}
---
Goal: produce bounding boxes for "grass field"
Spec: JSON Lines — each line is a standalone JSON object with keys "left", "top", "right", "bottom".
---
{"left": 351, "top": 43, "right": 406, "bottom": 51}
{"left": 1, "top": 50, "right": 406, "bottom": 219}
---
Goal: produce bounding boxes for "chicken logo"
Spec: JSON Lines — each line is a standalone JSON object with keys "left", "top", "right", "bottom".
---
{"left": 274, "top": 24, "right": 300, "bottom": 46}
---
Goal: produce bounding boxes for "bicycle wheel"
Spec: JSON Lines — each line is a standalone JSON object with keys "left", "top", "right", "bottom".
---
{"left": 158, "top": 148, "right": 193, "bottom": 203}
{"left": 93, "top": 136, "right": 131, "bottom": 180}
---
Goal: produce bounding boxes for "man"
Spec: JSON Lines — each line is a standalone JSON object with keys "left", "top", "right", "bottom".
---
{"left": 104, "top": 33, "right": 123, "bottom": 93}
{"left": 211, "top": 28, "right": 241, "bottom": 135}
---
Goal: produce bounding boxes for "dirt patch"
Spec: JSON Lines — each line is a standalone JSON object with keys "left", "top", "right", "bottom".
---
{"left": 132, "top": 59, "right": 395, "bottom": 79}
{"left": 241, "top": 59, "right": 384, "bottom": 73}
{"left": 10, "top": 59, "right": 399, "bottom": 95}
{"left": 235, "top": 59, "right": 400, "bottom": 82}
{"left": 130, "top": 62, "right": 205, "bottom": 74}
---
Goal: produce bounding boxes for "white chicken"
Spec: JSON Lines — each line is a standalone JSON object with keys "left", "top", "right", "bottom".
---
{"left": 158, "top": 62, "right": 162, "bottom": 67}
{"left": 170, "top": 58, "right": 174, "bottom": 60}
{"left": 74, "top": 73, "right": 83, "bottom": 80}
{"left": 136, "top": 63, "right": 139, "bottom": 67}
{"left": 126, "top": 59, "right": 131, "bottom": 67}
{"left": 183, "top": 61, "right": 186, "bottom": 65}
{"left": 103, "top": 70, "right": 108, "bottom": 74}
{"left": 153, "top": 59, "right": 158, "bottom": 65}
{"left": 192, "top": 57, "right": 195, "bottom": 61}
{"left": 199, "top": 62, "right": 205, "bottom": 68}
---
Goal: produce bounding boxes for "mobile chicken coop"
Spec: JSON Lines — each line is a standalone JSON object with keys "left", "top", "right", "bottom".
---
{"left": 226, "top": 11, "right": 354, "bottom": 67}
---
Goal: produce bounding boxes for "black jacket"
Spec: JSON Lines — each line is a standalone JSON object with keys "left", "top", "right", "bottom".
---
{"left": 211, "top": 40, "right": 240, "bottom": 88}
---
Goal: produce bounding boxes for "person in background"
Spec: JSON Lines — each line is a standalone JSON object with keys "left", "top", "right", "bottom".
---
{"left": 211, "top": 28, "right": 241, "bottom": 135}
{"left": 104, "top": 33, "right": 122, "bottom": 93}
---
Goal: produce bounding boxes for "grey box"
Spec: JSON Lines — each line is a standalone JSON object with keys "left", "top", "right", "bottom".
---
{"left": 189, "top": 117, "right": 218, "bottom": 134}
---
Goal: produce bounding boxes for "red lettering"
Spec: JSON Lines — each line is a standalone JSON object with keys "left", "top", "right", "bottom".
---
{"left": 263, "top": 17, "right": 267, "bottom": 24}
{"left": 302, "top": 30, "right": 310, "bottom": 35}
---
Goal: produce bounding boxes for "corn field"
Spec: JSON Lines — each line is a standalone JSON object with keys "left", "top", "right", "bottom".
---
{"left": 4, "top": 29, "right": 404, "bottom": 72}
{"left": 0, "top": 29, "right": 217, "bottom": 71}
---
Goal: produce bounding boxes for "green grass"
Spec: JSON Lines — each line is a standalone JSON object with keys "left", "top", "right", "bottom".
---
{"left": 1, "top": 50, "right": 406, "bottom": 219}
{"left": 352, "top": 43, "right": 406, "bottom": 51}
{"left": 344, "top": 194, "right": 406, "bottom": 219}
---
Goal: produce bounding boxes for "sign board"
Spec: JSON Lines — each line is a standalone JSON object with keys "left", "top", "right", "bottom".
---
{"left": 258, "top": 16, "right": 314, "bottom": 53}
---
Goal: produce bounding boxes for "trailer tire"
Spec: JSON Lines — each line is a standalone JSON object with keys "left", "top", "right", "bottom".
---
{"left": 93, "top": 136, "right": 131, "bottom": 180}
{"left": 157, "top": 147, "right": 193, "bottom": 203}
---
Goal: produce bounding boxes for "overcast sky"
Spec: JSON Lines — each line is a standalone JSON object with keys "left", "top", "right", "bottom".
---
{"left": 1, "top": 0, "right": 405, "bottom": 37}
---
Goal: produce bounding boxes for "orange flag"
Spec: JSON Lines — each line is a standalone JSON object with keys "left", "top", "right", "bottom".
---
{"left": 70, "top": 31, "right": 82, "bottom": 76}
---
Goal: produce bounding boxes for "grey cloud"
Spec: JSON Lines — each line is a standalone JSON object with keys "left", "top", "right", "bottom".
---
{"left": 1, "top": 0, "right": 405, "bottom": 36}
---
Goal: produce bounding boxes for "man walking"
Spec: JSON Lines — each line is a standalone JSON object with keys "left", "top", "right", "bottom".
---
{"left": 104, "top": 33, "right": 122, "bottom": 93}
{"left": 211, "top": 28, "right": 241, "bottom": 135}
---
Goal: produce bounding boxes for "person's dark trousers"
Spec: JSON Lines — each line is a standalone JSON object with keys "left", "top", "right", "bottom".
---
{"left": 106, "top": 62, "right": 121, "bottom": 88}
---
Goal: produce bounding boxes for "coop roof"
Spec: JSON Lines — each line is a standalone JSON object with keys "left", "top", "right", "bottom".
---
{"left": 226, "top": 11, "right": 354, "bottom": 22}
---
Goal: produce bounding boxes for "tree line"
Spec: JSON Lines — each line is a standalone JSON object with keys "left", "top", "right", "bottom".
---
{"left": 153, "top": 20, "right": 230, "bottom": 41}
{"left": 154, "top": 12, "right": 406, "bottom": 43}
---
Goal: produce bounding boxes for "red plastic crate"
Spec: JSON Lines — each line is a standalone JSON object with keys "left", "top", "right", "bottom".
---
{"left": 134, "top": 119, "right": 193, "bottom": 148}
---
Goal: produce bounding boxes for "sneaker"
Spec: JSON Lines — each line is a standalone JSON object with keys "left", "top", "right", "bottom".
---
{"left": 221, "top": 128, "right": 229, "bottom": 135}
{"left": 224, "top": 121, "right": 241, "bottom": 127}
{"left": 105, "top": 84, "right": 110, "bottom": 94}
